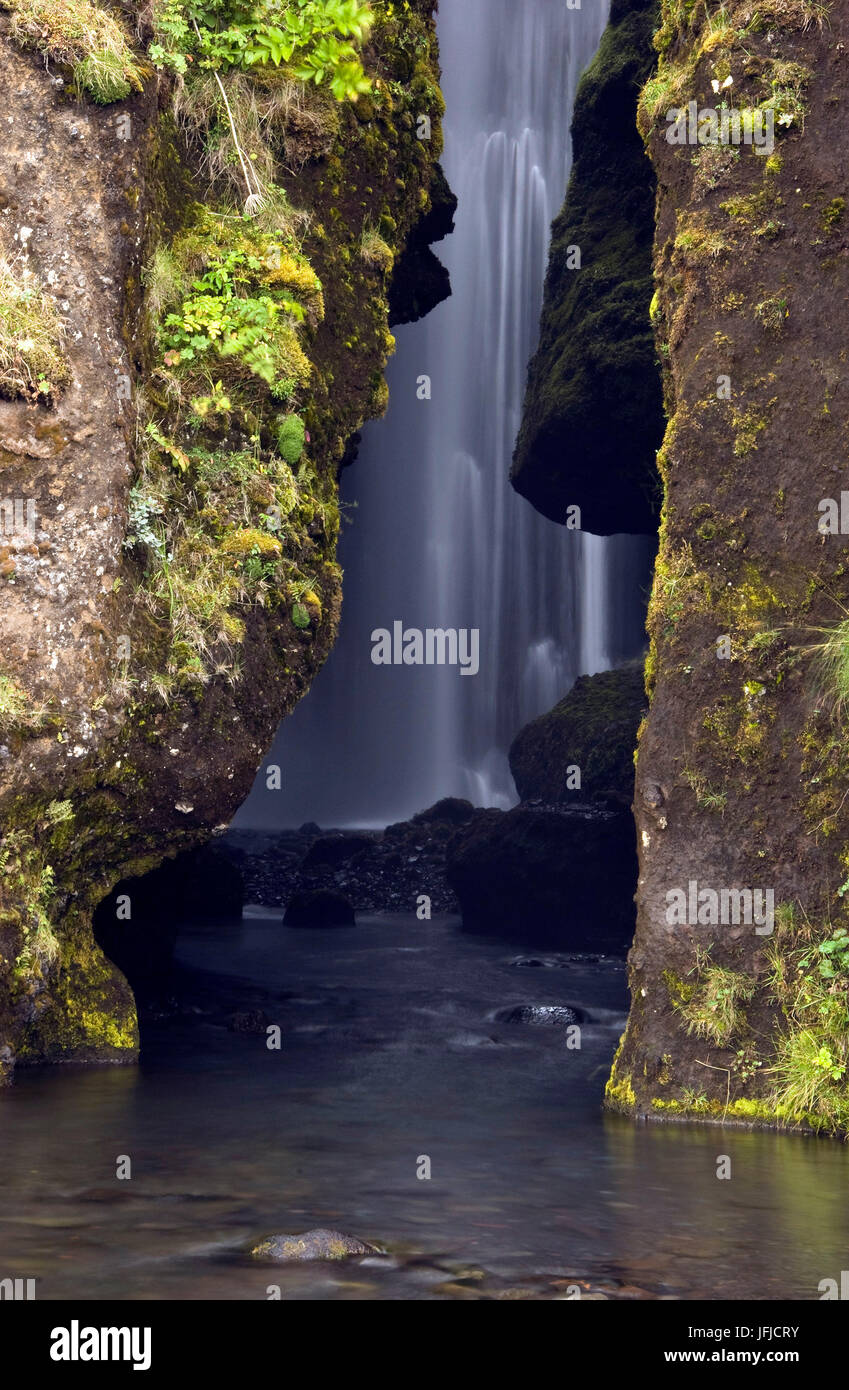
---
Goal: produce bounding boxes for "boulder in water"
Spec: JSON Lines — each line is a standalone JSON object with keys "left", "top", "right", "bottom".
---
{"left": 509, "top": 664, "right": 646, "bottom": 808}
{"left": 496, "top": 1004, "right": 584, "bottom": 1026}
{"left": 251, "top": 1228, "right": 380, "bottom": 1261}
{"left": 446, "top": 804, "right": 636, "bottom": 952}
{"left": 283, "top": 889, "right": 356, "bottom": 927}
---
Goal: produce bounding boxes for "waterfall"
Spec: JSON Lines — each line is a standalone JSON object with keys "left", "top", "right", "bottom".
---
{"left": 237, "top": 0, "right": 653, "bottom": 829}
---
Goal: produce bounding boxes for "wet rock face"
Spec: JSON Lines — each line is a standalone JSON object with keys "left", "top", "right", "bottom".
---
{"left": 509, "top": 663, "right": 647, "bottom": 808}
{"left": 511, "top": 0, "right": 662, "bottom": 535}
{"left": 251, "top": 1229, "right": 380, "bottom": 1261}
{"left": 388, "top": 163, "right": 456, "bottom": 325}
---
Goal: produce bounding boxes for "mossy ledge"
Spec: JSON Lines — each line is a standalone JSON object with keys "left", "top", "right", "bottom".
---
{"left": 606, "top": 0, "right": 849, "bottom": 1138}
{"left": 0, "top": 1, "right": 449, "bottom": 1080}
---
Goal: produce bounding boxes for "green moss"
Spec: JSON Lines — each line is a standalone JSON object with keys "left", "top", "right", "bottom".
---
{"left": 822, "top": 197, "right": 845, "bottom": 231}
{"left": 509, "top": 664, "right": 646, "bottom": 805}
{"left": 605, "top": 1036, "right": 637, "bottom": 1110}
{"left": 662, "top": 968, "right": 696, "bottom": 1006}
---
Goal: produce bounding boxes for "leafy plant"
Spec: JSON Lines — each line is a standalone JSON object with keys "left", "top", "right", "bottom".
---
{"left": 150, "top": 0, "right": 374, "bottom": 101}
{"left": 124, "top": 487, "right": 166, "bottom": 558}
{"left": 799, "top": 927, "right": 849, "bottom": 981}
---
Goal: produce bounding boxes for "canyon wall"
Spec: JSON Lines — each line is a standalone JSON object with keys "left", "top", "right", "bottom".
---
{"left": 607, "top": 0, "right": 849, "bottom": 1135}
{"left": 0, "top": 1, "right": 448, "bottom": 1079}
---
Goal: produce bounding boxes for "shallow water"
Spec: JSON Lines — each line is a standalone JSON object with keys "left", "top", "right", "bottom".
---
{"left": 1, "top": 913, "right": 847, "bottom": 1300}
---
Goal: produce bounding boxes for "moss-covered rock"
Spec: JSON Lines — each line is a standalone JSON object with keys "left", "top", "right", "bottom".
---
{"left": 509, "top": 662, "right": 647, "bottom": 807}
{"left": 0, "top": 1, "right": 450, "bottom": 1078}
{"left": 511, "top": 0, "right": 663, "bottom": 536}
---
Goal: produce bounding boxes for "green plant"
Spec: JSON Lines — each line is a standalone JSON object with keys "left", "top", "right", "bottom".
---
{"left": 805, "top": 612, "right": 849, "bottom": 720}
{"left": 799, "top": 927, "right": 849, "bottom": 980}
{"left": 765, "top": 906, "right": 849, "bottom": 1133}
{"left": 161, "top": 245, "right": 305, "bottom": 389}
{"left": 822, "top": 197, "right": 845, "bottom": 232}
{"left": 732, "top": 1043, "right": 763, "bottom": 1085}
{"left": 681, "top": 766, "right": 728, "bottom": 813}
{"left": 125, "top": 487, "right": 166, "bottom": 558}
{"left": 360, "top": 226, "right": 394, "bottom": 271}
{"left": 680, "top": 948, "right": 756, "bottom": 1046}
{"left": 754, "top": 296, "right": 789, "bottom": 332}
{"left": 150, "top": 0, "right": 374, "bottom": 100}
{"left": 0, "top": 672, "right": 48, "bottom": 735}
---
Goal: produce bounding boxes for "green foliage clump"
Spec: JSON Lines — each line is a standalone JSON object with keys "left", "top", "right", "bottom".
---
{"left": 150, "top": 0, "right": 374, "bottom": 101}
{"left": 276, "top": 413, "right": 306, "bottom": 464}
{"left": 0, "top": 831, "right": 60, "bottom": 975}
{"left": 150, "top": 208, "right": 320, "bottom": 409}
{"left": 805, "top": 614, "right": 849, "bottom": 720}
{"left": 765, "top": 907, "right": 849, "bottom": 1134}
{"left": 0, "top": 252, "right": 68, "bottom": 400}
{"left": 160, "top": 245, "right": 306, "bottom": 391}
{"left": 3, "top": 0, "right": 144, "bottom": 103}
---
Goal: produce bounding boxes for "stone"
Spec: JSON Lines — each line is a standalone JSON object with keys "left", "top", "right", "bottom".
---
{"left": 283, "top": 889, "right": 356, "bottom": 927}
{"left": 250, "top": 1229, "right": 381, "bottom": 1261}
{"left": 446, "top": 804, "right": 636, "bottom": 952}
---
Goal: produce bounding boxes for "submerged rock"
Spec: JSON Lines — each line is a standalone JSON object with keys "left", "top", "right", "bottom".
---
{"left": 283, "top": 889, "right": 356, "bottom": 927}
{"left": 496, "top": 1004, "right": 583, "bottom": 1027}
{"left": 251, "top": 1229, "right": 380, "bottom": 1261}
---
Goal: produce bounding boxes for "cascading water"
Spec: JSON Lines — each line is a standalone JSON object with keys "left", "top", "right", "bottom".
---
{"left": 238, "top": 0, "right": 654, "bottom": 829}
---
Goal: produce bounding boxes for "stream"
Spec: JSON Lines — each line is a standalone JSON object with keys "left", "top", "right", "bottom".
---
{"left": 2, "top": 911, "right": 848, "bottom": 1300}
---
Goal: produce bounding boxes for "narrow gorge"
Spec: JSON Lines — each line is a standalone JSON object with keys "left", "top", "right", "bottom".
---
{"left": 1, "top": 0, "right": 848, "bottom": 1319}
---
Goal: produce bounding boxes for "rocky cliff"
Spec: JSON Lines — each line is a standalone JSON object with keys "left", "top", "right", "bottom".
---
{"left": 607, "top": 0, "right": 849, "bottom": 1135}
{"left": 0, "top": 0, "right": 449, "bottom": 1080}
{"left": 511, "top": 0, "right": 663, "bottom": 536}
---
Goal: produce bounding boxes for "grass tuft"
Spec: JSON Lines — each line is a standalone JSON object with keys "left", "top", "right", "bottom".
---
{"left": 0, "top": 252, "right": 68, "bottom": 400}
{"left": 4, "top": 0, "right": 143, "bottom": 103}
